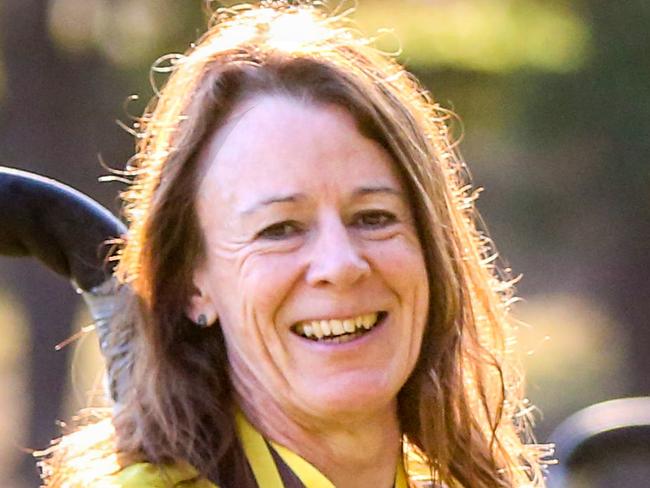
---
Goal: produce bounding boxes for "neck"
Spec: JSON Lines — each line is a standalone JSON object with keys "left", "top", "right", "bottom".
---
{"left": 237, "top": 395, "right": 402, "bottom": 488}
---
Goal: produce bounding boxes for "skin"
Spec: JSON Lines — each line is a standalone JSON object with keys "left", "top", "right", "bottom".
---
{"left": 189, "top": 95, "right": 429, "bottom": 487}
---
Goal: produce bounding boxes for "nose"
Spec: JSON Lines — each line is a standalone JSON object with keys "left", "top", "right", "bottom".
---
{"left": 305, "top": 215, "right": 371, "bottom": 288}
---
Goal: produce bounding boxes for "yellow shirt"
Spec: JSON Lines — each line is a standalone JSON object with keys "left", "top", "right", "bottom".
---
{"left": 113, "top": 412, "right": 409, "bottom": 487}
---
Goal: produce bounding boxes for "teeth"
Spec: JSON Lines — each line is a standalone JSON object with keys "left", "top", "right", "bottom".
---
{"left": 331, "top": 320, "right": 344, "bottom": 335}
{"left": 361, "top": 315, "right": 374, "bottom": 329}
{"left": 319, "top": 320, "right": 331, "bottom": 336}
{"left": 313, "top": 323, "right": 324, "bottom": 339}
{"left": 296, "top": 313, "right": 380, "bottom": 340}
{"left": 327, "top": 331, "right": 363, "bottom": 344}
{"left": 343, "top": 319, "right": 355, "bottom": 333}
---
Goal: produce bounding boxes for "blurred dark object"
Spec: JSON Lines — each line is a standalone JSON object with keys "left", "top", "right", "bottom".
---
{"left": 0, "top": 166, "right": 124, "bottom": 485}
{"left": 0, "top": 166, "right": 125, "bottom": 291}
{"left": 0, "top": 0, "right": 128, "bottom": 484}
{"left": 547, "top": 397, "right": 650, "bottom": 488}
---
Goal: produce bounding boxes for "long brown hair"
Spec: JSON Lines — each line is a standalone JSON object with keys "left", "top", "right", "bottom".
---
{"left": 43, "top": 3, "right": 548, "bottom": 487}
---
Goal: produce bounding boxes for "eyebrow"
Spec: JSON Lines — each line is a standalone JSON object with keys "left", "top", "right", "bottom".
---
{"left": 354, "top": 185, "right": 404, "bottom": 198}
{"left": 240, "top": 193, "right": 307, "bottom": 215}
{"left": 240, "top": 185, "right": 405, "bottom": 216}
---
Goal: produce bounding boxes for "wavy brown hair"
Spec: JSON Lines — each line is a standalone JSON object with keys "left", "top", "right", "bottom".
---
{"left": 42, "top": 3, "right": 548, "bottom": 487}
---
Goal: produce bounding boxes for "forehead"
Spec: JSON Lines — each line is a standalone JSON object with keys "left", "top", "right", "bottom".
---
{"left": 195, "top": 95, "right": 404, "bottom": 209}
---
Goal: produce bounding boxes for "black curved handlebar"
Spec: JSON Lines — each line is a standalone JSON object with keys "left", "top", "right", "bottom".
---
{"left": 0, "top": 166, "right": 126, "bottom": 290}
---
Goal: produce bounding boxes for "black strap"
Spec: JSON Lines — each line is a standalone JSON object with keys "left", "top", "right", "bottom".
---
{"left": 267, "top": 441, "right": 305, "bottom": 488}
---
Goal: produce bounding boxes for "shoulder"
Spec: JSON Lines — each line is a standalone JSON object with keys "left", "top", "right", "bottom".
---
{"left": 110, "top": 462, "right": 217, "bottom": 487}
{"left": 37, "top": 414, "right": 216, "bottom": 488}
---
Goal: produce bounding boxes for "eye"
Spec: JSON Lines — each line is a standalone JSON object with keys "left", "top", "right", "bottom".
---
{"left": 256, "top": 221, "right": 303, "bottom": 240}
{"left": 353, "top": 210, "right": 397, "bottom": 229}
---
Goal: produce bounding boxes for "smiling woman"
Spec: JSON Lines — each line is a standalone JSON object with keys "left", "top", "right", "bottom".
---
{"left": 41, "top": 2, "right": 547, "bottom": 487}
{"left": 190, "top": 97, "right": 429, "bottom": 434}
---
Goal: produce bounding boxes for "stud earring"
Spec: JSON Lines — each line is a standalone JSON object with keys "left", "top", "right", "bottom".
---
{"left": 196, "top": 313, "right": 210, "bottom": 328}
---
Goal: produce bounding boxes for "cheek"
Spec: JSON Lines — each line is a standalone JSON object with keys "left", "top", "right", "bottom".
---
{"left": 213, "top": 252, "right": 303, "bottom": 330}
{"left": 369, "top": 235, "right": 428, "bottom": 295}
{"left": 208, "top": 253, "right": 303, "bottom": 392}
{"left": 371, "top": 237, "right": 429, "bottom": 357}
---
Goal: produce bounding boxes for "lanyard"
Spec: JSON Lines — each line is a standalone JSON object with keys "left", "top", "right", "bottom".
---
{"left": 235, "top": 411, "right": 408, "bottom": 488}
{"left": 236, "top": 411, "right": 285, "bottom": 487}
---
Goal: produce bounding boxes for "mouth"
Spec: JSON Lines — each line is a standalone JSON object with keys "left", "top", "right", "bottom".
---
{"left": 291, "top": 311, "right": 387, "bottom": 344}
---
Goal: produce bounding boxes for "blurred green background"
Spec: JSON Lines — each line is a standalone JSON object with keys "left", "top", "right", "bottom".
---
{"left": 0, "top": 1, "right": 648, "bottom": 486}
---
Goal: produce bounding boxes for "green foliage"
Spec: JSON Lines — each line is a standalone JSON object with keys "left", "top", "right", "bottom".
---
{"left": 355, "top": 0, "right": 591, "bottom": 73}
{"left": 48, "top": 0, "right": 205, "bottom": 68}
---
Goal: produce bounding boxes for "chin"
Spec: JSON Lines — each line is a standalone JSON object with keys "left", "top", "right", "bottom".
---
{"left": 298, "top": 376, "right": 401, "bottom": 421}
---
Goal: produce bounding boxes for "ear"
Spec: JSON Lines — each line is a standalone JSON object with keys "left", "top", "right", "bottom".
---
{"left": 186, "top": 268, "right": 218, "bottom": 327}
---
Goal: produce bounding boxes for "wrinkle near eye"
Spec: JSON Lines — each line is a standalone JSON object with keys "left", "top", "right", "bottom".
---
{"left": 203, "top": 236, "right": 249, "bottom": 260}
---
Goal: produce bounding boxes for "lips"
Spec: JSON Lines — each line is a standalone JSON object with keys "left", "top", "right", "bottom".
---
{"left": 291, "top": 311, "right": 387, "bottom": 343}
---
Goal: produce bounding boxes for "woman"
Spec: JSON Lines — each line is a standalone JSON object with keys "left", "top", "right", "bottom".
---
{"left": 41, "top": 2, "right": 547, "bottom": 487}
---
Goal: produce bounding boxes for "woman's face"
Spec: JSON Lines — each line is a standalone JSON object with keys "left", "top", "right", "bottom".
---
{"left": 191, "top": 95, "right": 429, "bottom": 421}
